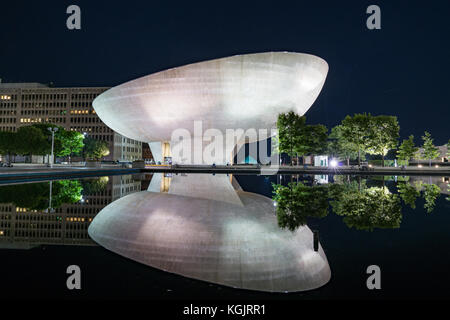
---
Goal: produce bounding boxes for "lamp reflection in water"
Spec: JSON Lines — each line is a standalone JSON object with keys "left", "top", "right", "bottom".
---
{"left": 88, "top": 174, "right": 331, "bottom": 292}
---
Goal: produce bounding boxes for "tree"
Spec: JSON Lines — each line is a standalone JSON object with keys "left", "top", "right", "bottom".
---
{"left": 296, "top": 124, "right": 328, "bottom": 163}
{"left": 16, "top": 126, "right": 48, "bottom": 161}
{"left": 340, "top": 113, "right": 371, "bottom": 166}
{"left": 277, "top": 112, "right": 328, "bottom": 166}
{"left": 58, "top": 130, "right": 84, "bottom": 163}
{"left": 83, "top": 137, "right": 110, "bottom": 160}
{"left": 447, "top": 139, "right": 450, "bottom": 158}
{"left": 328, "top": 125, "right": 359, "bottom": 166}
{"left": 32, "top": 124, "right": 65, "bottom": 156}
{"left": 366, "top": 115, "right": 400, "bottom": 166}
{"left": 276, "top": 112, "right": 306, "bottom": 165}
{"left": 32, "top": 124, "right": 86, "bottom": 163}
{"left": 0, "top": 131, "right": 18, "bottom": 163}
{"left": 421, "top": 131, "right": 440, "bottom": 167}
{"left": 397, "top": 135, "right": 419, "bottom": 163}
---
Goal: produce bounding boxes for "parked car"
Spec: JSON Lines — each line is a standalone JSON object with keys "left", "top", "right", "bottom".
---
{"left": 359, "top": 161, "right": 371, "bottom": 171}
{"left": 0, "top": 162, "right": 13, "bottom": 167}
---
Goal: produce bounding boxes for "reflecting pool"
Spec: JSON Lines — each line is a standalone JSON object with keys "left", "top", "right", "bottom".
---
{"left": 0, "top": 173, "right": 449, "bottom": 299}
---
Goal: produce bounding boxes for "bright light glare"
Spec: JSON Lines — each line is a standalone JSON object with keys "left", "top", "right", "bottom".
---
{"left": 330, "top": 160, "right": 338, "bottom": 167}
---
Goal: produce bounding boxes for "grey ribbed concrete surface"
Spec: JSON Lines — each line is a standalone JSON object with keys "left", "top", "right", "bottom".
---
{"left": 92, "top": 52, "right": 328, "bottom": 164}
{"left": 92, "top": 52, "right": 328, "bottom": 145}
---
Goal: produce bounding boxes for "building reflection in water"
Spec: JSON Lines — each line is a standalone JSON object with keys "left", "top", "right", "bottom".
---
{"left": 88, "top": 173, "right": 331, "bottom": 293}
{"left": 0, "top": 175, "right": 143, "bottom": 249}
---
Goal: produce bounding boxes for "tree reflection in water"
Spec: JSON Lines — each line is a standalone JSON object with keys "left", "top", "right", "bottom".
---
{"left": 397, "top": 182, "right": 421, "bottom": 209}
{"left": 0, "top": 180, "right": 82, "bottom": 210}
{"left": 421, "top": 183, "right": 441, "bottom": 213}
{"left": 272, "top": 182, "right": 329, "bottom": 231}
{"left": 272, "top": 175, "right": 445, "bottom": 232}
{"left": 397, "top": 181, "right": 442, "bottom": 213}
{"left": 0, "top": 177, "right": 108, "bottom": 211}
{"left": 81, "top": 176, "right": 109, "bottom": 195}
{"left": 330, "top": 185, "right": 402, "bottom": 231}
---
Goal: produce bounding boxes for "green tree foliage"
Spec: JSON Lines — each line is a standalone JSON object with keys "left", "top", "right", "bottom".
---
{"left": 276, "top": 112, "right": 306, "bottom": 164}
{"left": 32, "top": 124, "right": 84, "bottom": 162}
{"left": 83, "top": 137, "right": 110, "bottom": 160}
{"left": 272, "top": 182, "right": 329, "bottom": 231}
{"left": 1, "top": 125, "right": 85, "bottom": 163}
{"left": 0, "top": 180, "right": 82, "bottom": 210}
{"left": 297, "top": 124, "right": 328, "bottom": 159}
{"left": 421, "top": 131, "right": 440, "bottom": 167}
{"left": 422, "top": 183, "right": 441, "bottom": 213}
{"left": 276, "top": 112, "right": 328, "bottom": 165}
{"left": 331, "top": 186, "right": 402, "bottom": 231}
{"left": 16, "top": 126, "right": 48, "bottom": 158}
{"left": 397, "top": 135, "right": 419, "bottom": 162}
{"left": 340, "top": 114, "right": 400, "bottom": 166}
{"left": 0, "top": 181, "right": 49, "bottom": 209}
{"left": 398, "top": 181, "right": 441, "bottom": 213}
{"left": 328, "top": 125, "right": 359, "bottom": 165}
{"left": 51, "top": 180, "right": 83, "bottom": 207}
{"left": 58, "top": 130, "right": 84, "bottom": 162}
{"left": 81, "top": 176, "right": 109, "bottom": 195}
{"left": 31, "top": 124, "right": 65, "bottom": 155}
{"left": 397, "top": 182, "right": 420, "bottom": 209}
{"left": 340, "top": 113, "right": 371, "bottom": 165}
{"left": 366, "top": 115, "right": 400, "bottom": 166}
{"left": 447, "top": 139, "right": 450, "bottom": 157}
{"left": 0, "top": 131, "right": 18, "bottom": 163}
{"left": 271, "top": 175, "right": 443, "bottom": 233}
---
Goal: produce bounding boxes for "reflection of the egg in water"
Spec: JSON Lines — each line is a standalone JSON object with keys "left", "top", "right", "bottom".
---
{"left": 88, "top": 174, "right": 331, "bottom": 292}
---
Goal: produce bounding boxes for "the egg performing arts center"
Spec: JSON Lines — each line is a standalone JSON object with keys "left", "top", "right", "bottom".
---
{"left": 92, "top": 51, "right": 328, "bottom": 165}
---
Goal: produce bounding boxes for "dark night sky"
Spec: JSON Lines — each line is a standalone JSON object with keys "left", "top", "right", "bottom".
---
{"left": 1, "top": 0, "right": 449, "bottom": 144}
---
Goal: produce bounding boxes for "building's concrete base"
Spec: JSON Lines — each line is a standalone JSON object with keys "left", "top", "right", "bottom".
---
{"left": 148, "top": 141, "right": 163, "bottom": 164}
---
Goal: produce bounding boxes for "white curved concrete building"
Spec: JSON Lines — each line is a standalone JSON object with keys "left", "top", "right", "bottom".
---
{"left": 88, "top": 174, "right": 331, "bottom": 292}
{"left": 93, "top": 52, "right": 328, "bottom": 164}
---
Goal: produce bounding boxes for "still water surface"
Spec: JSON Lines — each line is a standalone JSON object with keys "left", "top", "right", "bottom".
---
{"left": 0, "top": 173, "right": 449, "bottom": 299}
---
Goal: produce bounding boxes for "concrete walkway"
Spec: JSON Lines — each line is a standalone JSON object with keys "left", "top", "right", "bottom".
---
{"left": 0, "top": 165, "right": 139, "bottom": 183}
{"left": 141, "top": 164, "right": 450, "bottom": 176}
{"left": 0, "top": 164, "right": 448, "bottom": 183}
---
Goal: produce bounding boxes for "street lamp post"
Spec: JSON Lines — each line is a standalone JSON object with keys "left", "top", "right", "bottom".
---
{"left": 48, "top": 127, "right": 58, "bottom": 168}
